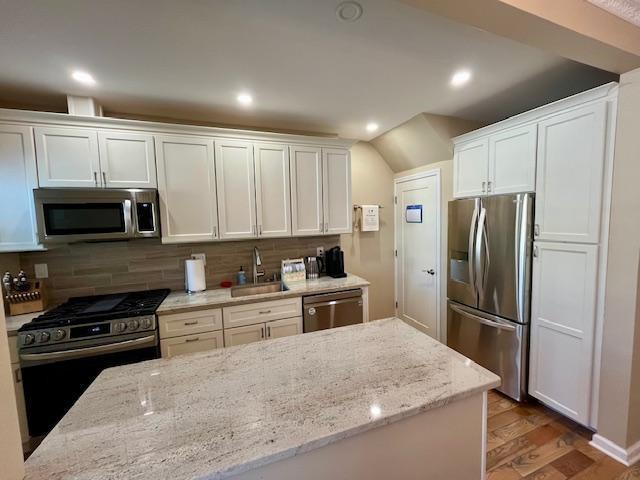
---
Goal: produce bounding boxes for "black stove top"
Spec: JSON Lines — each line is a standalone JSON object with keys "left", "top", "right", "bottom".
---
{"left": 19, "top": 289, "right": 170, "bottom": 331}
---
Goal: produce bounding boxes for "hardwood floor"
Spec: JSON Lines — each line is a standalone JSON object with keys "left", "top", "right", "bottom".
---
{"left": 486, "top": 391, "right": 639, "bottom": 479}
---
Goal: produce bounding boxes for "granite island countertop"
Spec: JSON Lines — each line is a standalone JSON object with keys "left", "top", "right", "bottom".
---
{"left": 157, "top": 273, "right": 370, "bottom": 315}
{"left": 4, "top": 311, "right": 43, "bottom": 336}
{"left": 24, "top": 318, "right": 500, "bottom": 480}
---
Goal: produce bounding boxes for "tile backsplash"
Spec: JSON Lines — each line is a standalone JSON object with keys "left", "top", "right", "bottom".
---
{"left": 8, "top": 236, "right": 339, "bottom": 305}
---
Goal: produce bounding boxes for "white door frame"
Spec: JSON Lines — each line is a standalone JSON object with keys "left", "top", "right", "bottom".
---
{"left": 394, "top": 168, "right": 442, "bottom": 340}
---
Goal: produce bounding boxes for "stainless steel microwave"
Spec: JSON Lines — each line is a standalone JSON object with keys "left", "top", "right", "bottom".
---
{"left": 34, "top": 188, "right": 160, "bottom": 244}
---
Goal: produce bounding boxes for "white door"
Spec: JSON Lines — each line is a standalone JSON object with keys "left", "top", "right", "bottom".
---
{"left": 34, "top": 126, "right": 101, "bottom": 187}
{"left": 97, "top": 131, "right": 157, "bottom": 188}
{"left": 322, "top": 148, "right": 352, "bottom": 234}
{"left": 215, "top": 140, "right": 257, "bottom": 239}
{"left": 266, "top": 317, "right": 302, "bottom": 339}
{"left": 453, "top": 138, "right": 488, "bottom": 198}
{"left": 224, "top": 323, "right": 265, "bottom": 347}
{"left": 529, "top": 241, "right": 598, "bottom": 425}
{"left": 155, "top": 135, "right": 218, "bottom": 243}
{"left": 395, "top": 174, "right": 440, "bottom": 338}
{"left": 488, "top": 124, "right": 537, "bottom": 195}
{"left": 0, "top": 125, "right": 40, "bottom": 252}
{"left": 254, "top": 143, "right": 291, "bottom": 237}
{"left": 290, "top": 146, "right": 324, "bottom": 236}
{"left": 534, "top": 103, "right": 607, "bottom": 244}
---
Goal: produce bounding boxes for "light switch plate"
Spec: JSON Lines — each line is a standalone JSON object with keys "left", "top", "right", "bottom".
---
{"left": 191, "top": 253, "right": 206, "bottom": 266}
{"left": 34, "top": 263, "right": 49, "bottom": 279}
{"left": 316, "top": 247, "right": 324, "bottom": 257}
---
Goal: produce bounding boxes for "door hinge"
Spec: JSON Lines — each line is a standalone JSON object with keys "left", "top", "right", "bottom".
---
{"left": 395, "top": 249, "right": 397, "bottom": 257}
{"left": 395, "top": 301, "right": 398, "bottom": 308}
{"left": 394, "top": 196, "right": 397, "bottom": 205}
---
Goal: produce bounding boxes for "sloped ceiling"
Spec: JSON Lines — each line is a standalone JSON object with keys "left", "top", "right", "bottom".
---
{"left": 588, "top": 0, "right": 640, "bottom": 27}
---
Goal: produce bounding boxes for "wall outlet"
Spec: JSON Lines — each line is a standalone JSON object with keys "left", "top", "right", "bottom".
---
{"left": 316, "top": 247, "right": 324, "bottom": 257}
{"left": 191, "top": 253, "right": 206, "bottom": 266}
{"left": 34, "top": 263, "right": 48, "bottom": 279}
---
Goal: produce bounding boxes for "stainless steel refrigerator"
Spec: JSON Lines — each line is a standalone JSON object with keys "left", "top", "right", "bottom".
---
{"left": 447, "top": 193, "right": 533, "bottom": 401}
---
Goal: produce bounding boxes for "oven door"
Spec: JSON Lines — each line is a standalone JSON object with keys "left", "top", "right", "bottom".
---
{"left": 20, "top": 332, "right": 158, "bottom": 437}
{"left": 34, "top": 188, "right": 135, "bottom": 243}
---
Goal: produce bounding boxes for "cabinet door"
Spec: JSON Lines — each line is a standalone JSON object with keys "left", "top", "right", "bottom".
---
{"left": 155, "top": 135, "right": 218, "bottom": 243}
{"left": 160, "top": 331, "right": 224, "bottom": 358}
{"left": 290, "top": 146, "right": 324, "bottom": 236}
{"left": 453, "top": 138, "right": 488, "bottom": 198}
{"left": 223, "top": 323, "right": 265, "bottom": 347}
{"left": 0, "top": 125, "right": 41, "bottom": 252}
{"left": 34, "top": 126, "right": 101, "bottom": 187}
{"left": 215, "top": 140, "right": 257, "bottom": 239}
{"left": 11, "top": 363, "right": 29, "bottom": 444}
{"left": 488, "top": 124, "right": 537, "bottom": 195}
{"left": 535, "top": 103, "right": 607, "bottom": 243}
{"left": 267, "top": 317, "right": 302, "bottom": 339}
{"left": 255, "top": 143, "right": 291, "bottom": 237}
{"left": 529, "top": 242, "right": 598, "bottom": 425}
{"left": 322, "top": 148, "right": 352, "bottom": 234}
{"left": 98, "top": 131, "right": 157, "bottom": 188}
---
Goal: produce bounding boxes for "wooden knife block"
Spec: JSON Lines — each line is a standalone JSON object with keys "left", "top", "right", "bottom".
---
{"left": 4, "top": 280, "right": 47, "bottom": 316}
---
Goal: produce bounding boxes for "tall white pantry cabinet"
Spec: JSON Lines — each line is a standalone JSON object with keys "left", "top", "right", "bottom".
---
{"left": 452, "top": 83, "right": 618, "bottom": 428}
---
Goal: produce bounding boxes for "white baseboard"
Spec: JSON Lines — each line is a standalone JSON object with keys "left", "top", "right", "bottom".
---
{"left": 590, "top": 434, "right": 640, "bottom": 466}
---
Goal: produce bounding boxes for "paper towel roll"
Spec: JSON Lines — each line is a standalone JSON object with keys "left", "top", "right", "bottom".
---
{"left": 185, "top": 259, "right": 206, "bottom": 293}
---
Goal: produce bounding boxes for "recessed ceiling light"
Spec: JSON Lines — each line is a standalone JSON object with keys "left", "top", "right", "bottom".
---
{"left": 71, "top": 70, "right": 96, "bottom": 86}
{"left": 450, "top": 69, "right": 472, "bottom": 87}
{"left": 336, "top": 1, "right": 363, "bottom": 22}
{"left": 366, "top": 122, "right": 379, "bottom": 133}
{"left": 237, "top": 93, "right": 253, "bottom": 106}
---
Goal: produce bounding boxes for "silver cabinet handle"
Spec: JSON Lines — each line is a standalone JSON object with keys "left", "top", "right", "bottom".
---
{"left": 184, "top": 321, "right": 198, "bottom": 326}
{"left": 258, "top": 225, "right": 262, "bottom": 236}
{"left": 533, "top": 245, "right": 539, "bottom": 258}
{"left": 260, "top": 326, "right": 265, "bottom": 339}
{"left": 267, "top": 325, "right": 271, "bottom": 338}
{"left": 325, "top": 223, "right": 328, "bottom": 233}
{"left": 185, "top": 337, "right": 200, "bottom": 343}
{"left": 259, "top": 310, "right": 272, "bottom": 314}
{"left": 102, "top": 171, "right": 107, "bottom": 186}
{"left": 534, "top": 224, "right": 540, "bottom": 236}
{"left": 481, "top": 181, "right": 486, "bottom": 193}
{"left": 213, "top": 226, "right": 218, "bottom": 238}
{"left": 487, "top": 181, "right": 492, "bottom": 193}
{"left": 93, "top": 171, "right": 98, "bottom": 186}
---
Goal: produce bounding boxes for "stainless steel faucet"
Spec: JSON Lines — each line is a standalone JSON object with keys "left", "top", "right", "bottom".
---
{"left": 253, "top": 246, "right": 265, "bottom": 283}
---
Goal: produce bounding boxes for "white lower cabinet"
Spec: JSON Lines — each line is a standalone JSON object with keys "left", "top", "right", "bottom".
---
{"left": 266, "top": 317, "right": 302, "bottom": 339}
{"left": 529, "top": 242, "right": 598, "bottom": 425}
{"left": 8, "top": 336, "right": 28, "bottom": 444}
{"left": 224, "top": 323, "right": 265, "bottom": 347}
{"left": 160, "top": 331, "right": 224, "bottom": 358}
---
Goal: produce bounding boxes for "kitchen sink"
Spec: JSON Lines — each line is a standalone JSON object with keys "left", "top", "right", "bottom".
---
{"left": 230, "top": 281, "right": 288, "bottom": 298}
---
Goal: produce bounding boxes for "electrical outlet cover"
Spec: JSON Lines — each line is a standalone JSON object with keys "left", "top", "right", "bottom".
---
{"left": 316, "top": 247, "right": 325, "bottom": 257}
{"left": 34, "top": 263, "right": 49, "bottom": 279}
{"left": 191, "top": 253, "right": 206, "bottom": 266}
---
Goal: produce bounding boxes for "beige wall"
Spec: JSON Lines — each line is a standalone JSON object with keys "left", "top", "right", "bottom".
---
{"left": 598, "top": 67, "right": 640, "bottom": 447}
{"left": 394, "top": 160, "right": 454, "bottom": 340}
{"left": 371, "top": 113, "right": 480, "bottom": 173}
{"left": 0, "top": 307, "right": 24, "bottom": 479}
{"left": 341, "top": 142, "right": 396, "bottom": 320}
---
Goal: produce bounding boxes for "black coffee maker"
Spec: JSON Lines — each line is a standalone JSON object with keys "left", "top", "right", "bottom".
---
{"left": 325, "top": 246, "right": 347, "bottom": 278}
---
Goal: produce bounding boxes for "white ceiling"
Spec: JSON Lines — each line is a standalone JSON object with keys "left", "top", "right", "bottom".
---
{"left": 588, "top": 0, "right": 640, "bottom": 27}
{"left": 0, "top": 0, "right": 616, "bottom": 140}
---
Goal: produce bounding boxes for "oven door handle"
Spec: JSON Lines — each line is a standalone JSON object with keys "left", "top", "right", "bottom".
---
{"left": 20, "top": 335, "right": 156, "bottom": 362}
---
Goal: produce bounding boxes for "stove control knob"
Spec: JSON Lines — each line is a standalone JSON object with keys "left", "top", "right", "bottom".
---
{"left": 115, "top": 322, "right": 127, "bottom": 333}
{"left": 23, "top": 333, "right": 35, "bottom": 346}
{"left": 128, "top": 320, "right": 140, "bottom": 331}
{"left": 53, "top": 329, "right": 66, "bottom": 341}
{"left": 140, "top": 318, "right": 152, "bottom": 330}
{"left": 38, "top": 331, "right": 51, "bottom": 343}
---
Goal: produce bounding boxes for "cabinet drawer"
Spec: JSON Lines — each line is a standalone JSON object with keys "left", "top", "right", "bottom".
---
{"left": 8, "top": 335, "right": 18, "bottom": 364}
{"left": 160, "top": 331, "right": 224, "bottom": 358}
{"left": 158, "top": 308, "right": 222, "bottom": 339}
{"left": 223, "top": 297, "right": 302, "bottom": 328}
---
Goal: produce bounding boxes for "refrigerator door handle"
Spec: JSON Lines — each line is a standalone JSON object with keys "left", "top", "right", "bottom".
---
{"left": 474, "top": 207, "right": 487, "bottom": 296}
{"left": 468, "top": 202, "right": 479, "bottom": 296}
{"left": 514, "top": 194, "right": 528, "bottom": 323}
{"left": 449, "top": 303, "right": 516, "bottom": 332}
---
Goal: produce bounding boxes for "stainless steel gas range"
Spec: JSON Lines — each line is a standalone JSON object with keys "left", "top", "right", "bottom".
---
{"left": 17, "top": 289, "right": 170, "bottom": 437}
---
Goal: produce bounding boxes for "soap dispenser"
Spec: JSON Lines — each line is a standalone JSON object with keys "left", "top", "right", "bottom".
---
{"left": 237, "top": 266, "right": 247, "bottom": 285}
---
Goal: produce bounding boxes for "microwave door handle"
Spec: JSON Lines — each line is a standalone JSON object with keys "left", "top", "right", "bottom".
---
{"left": 123, "top": 199, "right": 133, "bottom": 237}
{"left": 468, "top": 202, "right": 479, "bottom": 296}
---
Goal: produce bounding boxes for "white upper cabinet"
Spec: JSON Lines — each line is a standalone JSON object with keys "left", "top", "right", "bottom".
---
{"left": 488, "top": 124, "right": 537, "bottom": 195}
{"left": 254, "top": 143, "right": 291, "bottom": 238}
{"left": 529, "top": 242, "right": 598, "bottom": 425}
{"left": 322, "top": 148, "right": 352, "bottom": 234}
{"left": 155, "top": 135, "right": 218, "bottom": 243}
{"left": 290, "top": 146, "right": 324, "bottom": 236}
{"left": 97, "top": 131, "right": 157, "bottom": 188}
{"left": 453, "top": 138, "right": 488, "bottom": 198}
{"left": 34, "top": 126, "right": 101, "bottom": 188}
{"left": 215, "top": 140, "right": 256, "bottom": 239}
{"left": 0, "top": 125, "right": 40, "bottom": 252}
{"left": 534, "top": 103, "right": 607, "bottom": 244}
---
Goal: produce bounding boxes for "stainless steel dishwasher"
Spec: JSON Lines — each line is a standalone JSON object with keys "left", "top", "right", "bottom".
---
{"left": 303, "top": 289, "right": 363, "bottom": 332}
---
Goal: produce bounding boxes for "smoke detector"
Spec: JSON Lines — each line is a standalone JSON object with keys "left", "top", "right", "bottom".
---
{"left": 336, "top": 1, "right": 363, "bottom": 22}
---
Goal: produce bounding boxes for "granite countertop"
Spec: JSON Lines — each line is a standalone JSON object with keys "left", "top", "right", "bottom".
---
{"left": 4, "top": 311, "right": 43, "bottom": 336}
{"left": 157, "top": 273, "right": 370, "bottom": 315}
{"left": 24, "top": 318, "right": 500, "bottom": 480}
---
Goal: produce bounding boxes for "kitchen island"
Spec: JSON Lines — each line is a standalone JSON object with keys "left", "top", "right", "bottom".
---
{"left": 24, "top": 318, "right": 499, "bottom": 480}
